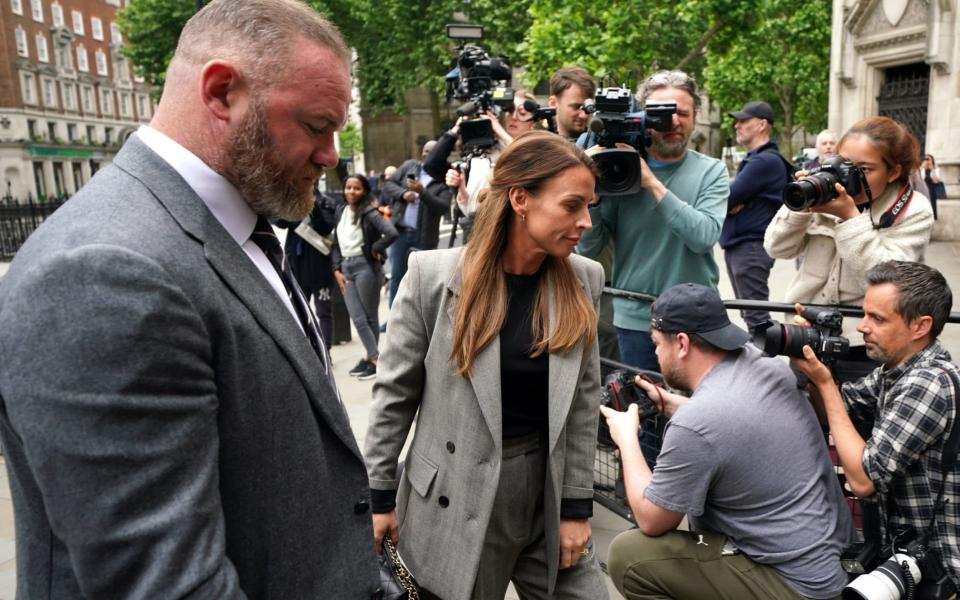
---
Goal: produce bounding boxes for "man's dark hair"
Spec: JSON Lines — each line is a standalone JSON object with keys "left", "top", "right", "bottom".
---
{"left": 866, "top": 261, "right": 952, "bottom": 338}
{"left": 549, "top": 67, "right": 596, "bottom": 100}
{"left": 662, "top": 331, "right": 721, "bottom": 354}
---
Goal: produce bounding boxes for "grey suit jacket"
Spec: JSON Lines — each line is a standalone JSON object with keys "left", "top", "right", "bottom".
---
{"left": 0, "top": 136, "right": 379, "bottom": 599}
{"left": 364, "top": 247, "right": 603, "bottom": 600}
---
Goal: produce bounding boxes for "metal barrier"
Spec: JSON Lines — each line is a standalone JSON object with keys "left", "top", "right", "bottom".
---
{"left": 0, "top": 195, "right": 68, "bottom": 260}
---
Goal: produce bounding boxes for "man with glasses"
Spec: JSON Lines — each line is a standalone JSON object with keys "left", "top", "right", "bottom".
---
{"left": 601, "top": 283, "right": 853, "bottom": 600}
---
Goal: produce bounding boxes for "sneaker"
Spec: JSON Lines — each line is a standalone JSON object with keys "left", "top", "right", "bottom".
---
{"left": 357, "top": 361, "right": 377, "bottom": 381}
{"left": 348, "top": 359, "right": 369, "bottom": 377}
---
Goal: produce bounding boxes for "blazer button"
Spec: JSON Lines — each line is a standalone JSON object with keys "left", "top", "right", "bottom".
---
{"left": 438, "top": 495, "right": 450, "bottom": 508}
{"left": 446, "top": 441, "right": 456, "bottom": 453}
{"left": 354, "top": 500, "right": 370, "bottom": 514}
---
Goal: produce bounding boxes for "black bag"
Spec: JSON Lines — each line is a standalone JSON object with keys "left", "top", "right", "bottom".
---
{"left": 378, "top": 537, "right": 420, "bottom": 600}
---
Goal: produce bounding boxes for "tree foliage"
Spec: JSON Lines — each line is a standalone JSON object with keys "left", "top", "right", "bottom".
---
{"left": 116, "top": 0, "right": 194, "bottom": 90}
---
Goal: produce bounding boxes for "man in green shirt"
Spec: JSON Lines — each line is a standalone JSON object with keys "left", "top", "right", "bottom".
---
{"left": 578, "top": 70, "right": 729, "bottom": 374}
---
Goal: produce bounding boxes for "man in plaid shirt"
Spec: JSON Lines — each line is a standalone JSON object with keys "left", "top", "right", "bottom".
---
{"left": 794, "top": 261, "right": 959, "bottom": 591}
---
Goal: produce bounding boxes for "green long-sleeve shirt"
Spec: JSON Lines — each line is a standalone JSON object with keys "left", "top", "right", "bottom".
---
{"left": 578, "top": 150, "right": 729, "bottom": 331}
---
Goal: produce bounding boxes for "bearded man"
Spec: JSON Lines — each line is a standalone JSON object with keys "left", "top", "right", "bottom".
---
{"left": 0, "top": 0, "right": 380, "bottom": 597}
{"left": 578, "top": 70, "right": 729, "bottom": 377}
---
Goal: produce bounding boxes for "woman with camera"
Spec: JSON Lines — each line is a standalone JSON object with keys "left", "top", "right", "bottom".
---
{"left": 764, "top": 116, "right": 934, "bottom": 310}
{"left": 331, "top": 174, "right": 397, "bottom": 381}
{"left": 364, "top": 132, "right": 607, "bottom": 600}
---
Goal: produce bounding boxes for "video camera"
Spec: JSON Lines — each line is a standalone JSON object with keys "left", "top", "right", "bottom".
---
{"left": 752, "top": 306, "right": 850, "bottom": 364}
{"left": 842, "top": 525, "right": 954, "bottom": 600}
{"left": 445, "top": 24, "right": 514, "bottom": 152}
{"left": 580, "top": 85, "right": 677, "bottom": 196}
{"left": 783, "top": 155, "right": 868, "bottom": 211}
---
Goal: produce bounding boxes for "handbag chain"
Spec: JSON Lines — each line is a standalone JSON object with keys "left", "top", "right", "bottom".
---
{"left": 384, "top": 537, "right": 420, "bottom": 600}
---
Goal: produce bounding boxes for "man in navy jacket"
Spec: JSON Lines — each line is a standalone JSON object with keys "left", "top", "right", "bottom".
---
{"left": 720, "top": 101, "right": 791, "bottom": 332}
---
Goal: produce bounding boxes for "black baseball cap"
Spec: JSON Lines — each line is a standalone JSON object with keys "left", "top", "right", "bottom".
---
{"left": 729, "top": 101, "right": 774, "bottom": 124}
{"left": 650, "top": 283, "right": 749, "bottom": 351}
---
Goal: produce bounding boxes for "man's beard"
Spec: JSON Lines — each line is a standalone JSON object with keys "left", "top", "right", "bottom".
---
{"left": 662, "top": 362, "right": 691, "bottom": 393}
{"left": 650, "top": 129, "right": 690, "bottom": 160}
{"left": 864, "top": 343, "right": 897, "bottom": 368}
{"left": 226, "top": 99, "right": 317, "bottom": 221}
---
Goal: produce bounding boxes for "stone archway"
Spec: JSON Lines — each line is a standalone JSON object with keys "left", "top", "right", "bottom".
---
{"left": 876, "top": 62, "right": 930, "bottom": 153}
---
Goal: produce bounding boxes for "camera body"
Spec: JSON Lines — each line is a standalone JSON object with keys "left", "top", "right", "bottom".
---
{"left": 783, "top": 155, "right": 868, "bottom": 211}
{"left": 752, "top": 306, "right": 850, "bottom": 364}
{"left": 580, "top": 86, "right": 677, "bottom": 196}
{"left": 842, "top": 526, "right": 954, "bottom": 600}
{"left": 600, "top": 369, "right": 659, "bottom": 419}
{"left": 446, "top": 42, "right": 515, "bottom": 152}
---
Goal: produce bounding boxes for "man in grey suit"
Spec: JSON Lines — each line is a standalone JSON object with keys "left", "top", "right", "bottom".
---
{"left": 0, "top": 0, "right": 379, "bottom": 598}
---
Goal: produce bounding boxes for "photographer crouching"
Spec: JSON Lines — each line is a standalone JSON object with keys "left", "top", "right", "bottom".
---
{"left": 792, "top": 261, "right": 959, "bottom": 599}
{"left": 601, "top": 283, "right": 854, "bottom": 600}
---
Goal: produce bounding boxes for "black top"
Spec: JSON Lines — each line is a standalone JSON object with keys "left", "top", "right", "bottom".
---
{"left": 500, "top": 271, "right": 550, "bottom": 439}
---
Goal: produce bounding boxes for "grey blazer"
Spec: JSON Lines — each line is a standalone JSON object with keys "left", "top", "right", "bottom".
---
{"left": 0, "top": 136, "right": 379, "bottom": 599}
{"left": 364, "top": 247, "right": 603, "bottom": 600}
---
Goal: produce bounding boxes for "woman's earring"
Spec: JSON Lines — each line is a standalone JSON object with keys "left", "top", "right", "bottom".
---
{"left": 521, "top": 213, "right": 526, "bottom": 222}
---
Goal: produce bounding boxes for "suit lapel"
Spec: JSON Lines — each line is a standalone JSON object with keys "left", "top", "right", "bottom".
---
{"left": 446, "top": 271, "right": 503, "bottom": 450}
{"left": 547, "top": 272, "right": 585, "bottom": 455}
{"left": 112, "top": 137, "right": 363, "bottom": 460}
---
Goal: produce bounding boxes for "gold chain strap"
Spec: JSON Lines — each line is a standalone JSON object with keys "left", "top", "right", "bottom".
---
{"left": 384, "top": 538, "right": 420, "bottom": 600}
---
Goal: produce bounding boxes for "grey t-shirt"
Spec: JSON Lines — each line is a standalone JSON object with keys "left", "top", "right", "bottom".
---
{"left": 645, "top": 344, "right": 854, "bottom": 599}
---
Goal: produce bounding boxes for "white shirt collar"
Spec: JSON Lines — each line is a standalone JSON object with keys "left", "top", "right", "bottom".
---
{"left": 136, "top": 125, "right": 256, "bottom": 245}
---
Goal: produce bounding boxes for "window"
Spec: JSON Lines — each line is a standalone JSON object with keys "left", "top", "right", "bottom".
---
{"left": 42, "top": 78, "right": 57, "bottom": 108}
{"left": 114, "top": 55, "right": 129, "bottom": 82}
{"left": 86, "top": 125, "right": 95, "bottom": 144}
{"left": 76, "top": 45, "right": 88, "bottom": 72}
{"left": 137, "top": 95, "right": 149, "bottom": 119}
{"left": 53, "top": 162, "right": 64, "bottom": 196}
{"left": 21, "top": 73, "right": 36, "bottom": 105}
{"left": 55, "top": 42, "right": 73, "bottom": 71}
{"left": 95, "top": 49, "right": 107, "bottom": 76}
{"left": 35, "top": 33, "right": 49, "bottom": 62}
{"left": 71, "top": 10, "right": 83, "bottom": 35}
{"left": 47, "top": 121, "right": 57, "bottom": 140}
{"left": 81, "top": 85, "right": 93, "bottom": 112}
{"left": 100, "top": 89, "right": 112, "bottom": 115}
{"left": 67, "top": 123, "right": 76, "bottom": 142}
{"left": 27, "top": 120, "right": 37, "bottom": 138}
{"left": 62, "top": 83, "right": 75, "bottom": 109}
{"left": 15, "top": 27, "right": 28, "bottom": 58}
{"left": 119, "top": 92, "right": 129, "bottom": 116}
{"left": 51, "top": 2, "right": 63, "bottom": 26}
{"left": 33, "top": 162, "right": 46, "bottom": 198}
{"left": 11, "top": 0, "right": 22, "bottom": 15}
{"left": 91, "top": 17, "right": 103, "bottom": 40}
{"left": 110, "top": 22, "right": 122, "bottom": 44}
{"left": 30, "top": 0, "right": 42, "bottom": 22}
{"left": 104, "top": 126, "right": 113, "bottom": 144}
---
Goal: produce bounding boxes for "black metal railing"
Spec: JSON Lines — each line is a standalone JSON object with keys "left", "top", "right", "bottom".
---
{"left": 0, "top": 195, "right": 69, "bottom": 260}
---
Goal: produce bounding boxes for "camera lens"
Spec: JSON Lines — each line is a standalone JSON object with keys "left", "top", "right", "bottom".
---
{"left": 843, "top": 554, "right": 921, "bottom": 600}
{"left": 783, "top": 171, "right": 840, "bottom": 211}
{"left": 754, "top": 323, "right": 822, "bottom": 359}
{"left": 593, "top": 149, "right": 641, "bottom": 196}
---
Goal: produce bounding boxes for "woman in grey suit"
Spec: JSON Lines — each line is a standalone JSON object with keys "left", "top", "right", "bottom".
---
{"left": 365, "top": 131, "right": 608, "bottom": 600}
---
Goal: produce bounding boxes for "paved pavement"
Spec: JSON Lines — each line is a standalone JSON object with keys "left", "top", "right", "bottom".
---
{"left": 1, "top": 239, "right": 959, "bottom": 598}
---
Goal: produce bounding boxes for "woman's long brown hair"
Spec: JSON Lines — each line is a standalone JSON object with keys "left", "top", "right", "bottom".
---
{"left": 451, "top": 131, "right": 599, "bottom": 376}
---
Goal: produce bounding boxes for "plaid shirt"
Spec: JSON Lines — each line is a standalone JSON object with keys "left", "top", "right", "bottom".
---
{"left": 841, "top": 340, "right": 960, "bottom": 587}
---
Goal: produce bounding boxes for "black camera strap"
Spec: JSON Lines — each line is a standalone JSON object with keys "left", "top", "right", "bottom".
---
{"left": 872, "top": 183, "right": 914, "bottom": 229}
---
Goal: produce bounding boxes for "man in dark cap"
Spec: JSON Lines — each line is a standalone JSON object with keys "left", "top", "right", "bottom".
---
{"left": 601, "top": 283, "right": 852, "bottom": 600}
{"left": 721, "top": 100, "right": 793, "bottom": 334}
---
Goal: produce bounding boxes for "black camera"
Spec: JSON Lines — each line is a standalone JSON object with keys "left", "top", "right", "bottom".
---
{"left": 597, "top": 369, "right": 660, "bottom": 447}
{"left": 752, "top": 307, "right": 849, "bottom": 364}
{"left": 842, "top": 526, "right": 955, "bottom": 600}
{"left": 580, "top": 86, "right": 676, "bottom": 196}
{"left": 445, "top": 33, "right": 515, "bottom": 152}
{"left": 783, "top": 155, "right": 868, "bottom": 211}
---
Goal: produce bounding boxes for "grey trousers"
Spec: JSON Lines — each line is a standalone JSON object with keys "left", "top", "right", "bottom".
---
{"left": 465, "top": 433, "right": 607, "bottom": 600}
{"left": 341, "top": 256, "right": 382, "bottom": 359}
{"left": 723, "top": 239, "right": 775, "bottom": 332}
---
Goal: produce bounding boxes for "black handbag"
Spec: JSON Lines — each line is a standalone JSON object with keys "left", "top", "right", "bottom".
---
{"left": 378, "top": 537, "right": 420, "bottom": 600}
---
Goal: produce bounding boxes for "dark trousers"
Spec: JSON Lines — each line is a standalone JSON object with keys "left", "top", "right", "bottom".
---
{"left": 724, "top": 239, "right": 775, "bottom": 332}
{"left": 617, "top": 327, "right": 660, "bottom": 467}
{"left": 388, "top": 229, "right": 419, "bottom": 307}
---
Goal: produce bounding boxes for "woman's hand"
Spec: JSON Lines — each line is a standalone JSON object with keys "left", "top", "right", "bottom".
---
{"left": 558, "top": 518, "right": 591, "bottom": 569}
{"left": 334, "top": 270, "right": 347, "bottom": 295}
{"left": 809, "top": 182, "right": 859, "bottom": 220}
{"left": 372, "top": 510, "right": 399, "bottom": 556}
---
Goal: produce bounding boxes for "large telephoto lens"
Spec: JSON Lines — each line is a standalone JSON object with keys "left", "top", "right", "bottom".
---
{"left": 783, "top": 171, "right": 840, "bottom": 211}
{"left": 843, "top": 554, "right": 921, "bottom": 600}
{"left": 593, "top": 148, "right": 641, "bottom": 196}
{"left": 754, "top": 323, "right": 823, "bottom": 359}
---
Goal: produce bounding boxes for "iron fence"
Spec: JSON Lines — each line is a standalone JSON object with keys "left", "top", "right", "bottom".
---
{"left": 0, "top": 195, "right": 68, "bottom": 260}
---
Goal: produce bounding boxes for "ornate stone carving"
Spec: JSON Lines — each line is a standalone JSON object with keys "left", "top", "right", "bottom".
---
{"left": 883, "top": 0, "right": 909, "bottom": 24}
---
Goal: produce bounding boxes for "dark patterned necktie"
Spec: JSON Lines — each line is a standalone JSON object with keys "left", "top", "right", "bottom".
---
{"left": 250, "top": 217, "right": 327, "bottom": 370}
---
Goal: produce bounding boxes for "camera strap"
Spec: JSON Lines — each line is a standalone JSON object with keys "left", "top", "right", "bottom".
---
{"left": 873, "top": 183, "right": 914, "bottom": 229}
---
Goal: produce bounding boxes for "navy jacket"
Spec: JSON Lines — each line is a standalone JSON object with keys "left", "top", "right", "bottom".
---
{"left": 719, "top": 140, "right": 791, "bottom": 249}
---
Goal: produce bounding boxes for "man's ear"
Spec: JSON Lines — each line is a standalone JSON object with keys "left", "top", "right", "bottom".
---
{"left": 675, "top": 332, "right": 691, "bottom": 359}
{"left": 508, "top": 186, "right": 528, "bottom": 217}
{"left": 909, "top": 315, "right": 933, "bottom": 342}
{"left": 200, "top": 60, "right": 245, "bottom": 122}
{"left": 548, "top": 95, "right": 558, "bottom": 108}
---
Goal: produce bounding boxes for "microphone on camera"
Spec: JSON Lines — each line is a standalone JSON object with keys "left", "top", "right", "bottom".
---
{"left": 522, "top": 99, "right": 540, "bottom": 114}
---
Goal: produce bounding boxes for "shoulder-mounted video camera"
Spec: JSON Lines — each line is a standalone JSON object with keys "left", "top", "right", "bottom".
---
{"left": 752, "top": 306, "right": 849, "bottom": 364}
{"left": 579, "top": 84, "right": 677, "bottom": 196}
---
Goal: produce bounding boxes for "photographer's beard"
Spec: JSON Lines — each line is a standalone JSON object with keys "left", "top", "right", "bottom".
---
{"left": 225, "top": 98, "right": 318, "bottom": 221}
{"left": 650, "top": 128, "right": 691, "bottom": 161}
{"left": 662, "top": 362, "right": 692, "bottom": 394}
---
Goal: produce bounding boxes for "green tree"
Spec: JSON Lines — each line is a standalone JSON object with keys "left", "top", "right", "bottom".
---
{"left": 704, "top": 0, "right": 832, "bottom": 157}
{"left": 338, "top": 120, "right": 364, "bottom": 158}
{"left": 116, "top": 0, "right": 194, "bottom": 90}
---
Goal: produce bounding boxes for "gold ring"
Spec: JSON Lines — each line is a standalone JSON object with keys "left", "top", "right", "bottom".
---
{"left": 580, "top": 548, "right": 589, "bottom": 556}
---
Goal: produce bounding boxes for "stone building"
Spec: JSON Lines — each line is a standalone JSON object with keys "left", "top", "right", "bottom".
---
{"left": 830, "top": 0, "right": 959, "bottom": 238}
{"left": 0, "top": 0, "right": 153, "bottom": 200}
